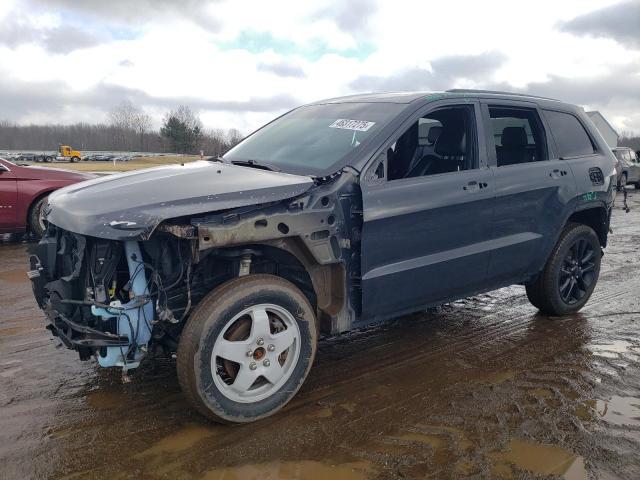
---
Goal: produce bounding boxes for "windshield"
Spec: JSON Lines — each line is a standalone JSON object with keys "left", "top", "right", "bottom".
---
{"left": 224, "top": 102, "right": 405, "bottom": 175}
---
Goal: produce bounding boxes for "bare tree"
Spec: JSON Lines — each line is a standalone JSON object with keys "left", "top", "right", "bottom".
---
{"left": 226, "top": 128, "right": 244, "bottom": 148}
{"left": 133, "top": 112, "right": 152, "bottom": 151}
{"left": 109, "top": 100, "right": 138, "bottom": 149}
{"left": 109, "top": 100, "right": 156, "bottom": 151}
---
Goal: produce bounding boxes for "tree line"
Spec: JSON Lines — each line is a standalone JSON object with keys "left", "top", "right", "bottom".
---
{"left": 0, "top": 102, "right": 244, "bottom": 156}
{"left": 1, "top": 101, "right": 637, "bottom": 156}
{"left": 620, "top": 133, "right": 640, "bottom": 151}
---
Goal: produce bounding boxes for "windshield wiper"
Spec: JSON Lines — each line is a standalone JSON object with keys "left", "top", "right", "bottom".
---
{"left": 230, "top": 159, "right": 280, "bottom": 172}
{"left": 206, "top": 156, "right": 226, "bottom": 163}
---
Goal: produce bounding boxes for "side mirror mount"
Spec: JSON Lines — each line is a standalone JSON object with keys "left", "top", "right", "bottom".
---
{"left": 365, "top": 151, "right": 387, "bottom": 183}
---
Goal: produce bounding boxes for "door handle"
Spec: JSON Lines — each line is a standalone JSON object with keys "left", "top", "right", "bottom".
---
{"left": 463, "top": 181, "right": 488, "bottom": 192}
{"left": 549, "top": 169, "right": 568, "bottom": 179}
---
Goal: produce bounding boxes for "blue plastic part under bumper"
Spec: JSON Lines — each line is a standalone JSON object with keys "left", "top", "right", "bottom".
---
{"left": 92, "top": 241, "right": 154, "bottom": 370}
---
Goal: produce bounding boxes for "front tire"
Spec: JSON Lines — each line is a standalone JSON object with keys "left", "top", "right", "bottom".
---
{"left": 177, "top": 274, "right": 317, "bottom": 424}
{"left": 525, "top": 223, "right": 601, "bottom": 315}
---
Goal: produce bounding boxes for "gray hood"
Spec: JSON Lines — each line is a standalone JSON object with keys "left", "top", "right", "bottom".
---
{"left": 47, "top": 161, "right": 314, "bottom": 240}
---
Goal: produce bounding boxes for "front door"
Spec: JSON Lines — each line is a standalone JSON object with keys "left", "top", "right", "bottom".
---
{"left": 0, "top": 163, "right": 17, "bottom": 230}
{"left": 360, "top": 101, "right": 495, "bottom": 321}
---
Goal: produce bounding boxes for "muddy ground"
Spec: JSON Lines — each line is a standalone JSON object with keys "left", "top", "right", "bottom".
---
{"left": 2, "top": 193, "right": 640, "bottom": 480}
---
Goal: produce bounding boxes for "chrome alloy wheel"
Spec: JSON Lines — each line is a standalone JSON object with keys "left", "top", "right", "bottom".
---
{"left": 211, "top": 304, "right": 300, "bottom": 403}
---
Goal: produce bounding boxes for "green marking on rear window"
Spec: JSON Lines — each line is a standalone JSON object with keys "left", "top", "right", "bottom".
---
{"left": 582, "top": 192, "right": 596, "bottom": 201}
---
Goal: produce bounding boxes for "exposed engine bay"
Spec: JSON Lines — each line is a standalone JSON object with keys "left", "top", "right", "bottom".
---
{"left": 28, "top": 171, "right": 361, "bottom": 370}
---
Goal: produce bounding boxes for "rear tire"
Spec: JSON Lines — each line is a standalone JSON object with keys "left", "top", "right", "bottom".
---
{"left": 28, "top": 195, "right": 49, "bottom": 237}
{"left": 177, "top": 274, "right": 317, "bottom": 424}
{"left": 525, "top": 223, "right": 601, "bottom": 315}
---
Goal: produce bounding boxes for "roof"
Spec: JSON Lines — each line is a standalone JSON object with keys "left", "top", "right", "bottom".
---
{"left": 314, "top": 91, "right": 437, "bottom": 104}
{"left": 586, "top": 111, "right": 620, "bottom": 138}
{"left": 446, "top": 89, "right": 560, "bottom": 102}
{"left": 313, "top": 89, "right": 564, "bottom": 105}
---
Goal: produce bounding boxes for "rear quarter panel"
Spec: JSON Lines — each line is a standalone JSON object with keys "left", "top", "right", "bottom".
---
{"left": 542, "top": 106, "right": 616, "bottom": 253}
{"left": 569, "top": 109, "right": 617, "bottom": 211}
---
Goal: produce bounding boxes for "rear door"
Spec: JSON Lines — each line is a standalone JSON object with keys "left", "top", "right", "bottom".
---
{"left": 481, "top": 101, "right": 577, "bottom": 284}
{"left": 360, "top": 100, "right": 495, "bottom": 320}
{"left": 0, "top": 162, "right": 18, "bottom": 230}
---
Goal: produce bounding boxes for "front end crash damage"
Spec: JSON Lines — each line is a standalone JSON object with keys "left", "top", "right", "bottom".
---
{"left": 29, "top": 231, "right": 154, "bottom": 369}
{"left": 29, "top": 169, "right": 362, "bottom": 370}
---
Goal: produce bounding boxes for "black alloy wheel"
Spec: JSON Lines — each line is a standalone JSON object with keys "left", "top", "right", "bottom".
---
{"left": 558, "top": 237, "right": 596, "bottom": 305}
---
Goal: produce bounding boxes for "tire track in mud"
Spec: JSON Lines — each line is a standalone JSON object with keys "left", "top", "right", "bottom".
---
{"left": 297, "top": 278, "right": 635, "bottom": 408}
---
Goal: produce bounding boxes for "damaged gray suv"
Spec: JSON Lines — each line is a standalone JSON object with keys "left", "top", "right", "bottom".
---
{"left": 29, "top": 90, "right": 616, "bottom": 423}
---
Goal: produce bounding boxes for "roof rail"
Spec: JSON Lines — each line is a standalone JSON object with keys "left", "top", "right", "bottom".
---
{"left": 446, "top": 89, "right": 559, "bottom": 102}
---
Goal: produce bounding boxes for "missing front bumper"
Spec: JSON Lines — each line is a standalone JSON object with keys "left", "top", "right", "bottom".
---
{"left": 29, "top": 234, "right": 154, "bottom": 370}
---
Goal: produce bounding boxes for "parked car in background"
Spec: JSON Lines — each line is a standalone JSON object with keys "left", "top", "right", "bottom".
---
{"left": 613, "top": 147, "right": 640, "bottom": 189}
{"left": 0, "top": 158, "right": 93, "bottom": 236}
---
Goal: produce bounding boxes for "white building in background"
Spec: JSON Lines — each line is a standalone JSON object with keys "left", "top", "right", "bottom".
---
{"left": 586, "top": 111, "right": 619, "bottom": 148}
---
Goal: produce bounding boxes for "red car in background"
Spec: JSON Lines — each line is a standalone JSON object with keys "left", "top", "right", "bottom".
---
{"left": 0, "top": 158, "right": 94, "bottom": 236}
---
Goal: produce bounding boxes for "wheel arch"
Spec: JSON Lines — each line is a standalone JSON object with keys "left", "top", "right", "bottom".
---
{"left": 565, "top": 205, "right": 610, "bottom": 248}
{"left": 217, "top": 238, "right": 346, "bottom": 334}
{"left": 25, "top": 189, "right": 55, "bottom": 231}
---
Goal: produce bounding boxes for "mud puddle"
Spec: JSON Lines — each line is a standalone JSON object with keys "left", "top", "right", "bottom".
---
{"left": 200, "top": 460, "right": 374, "bottom": 480}
{"left": 490, "top": 439, "right": 587, "bottom": 478}
{"left": 2, "top": 192, "right": 640, "bottom": 479}
{"left": 596, "top": 396, "right": 640, "bottom": 427}
{"left": 0, "top": 268, "right": 28, "bottom": 283}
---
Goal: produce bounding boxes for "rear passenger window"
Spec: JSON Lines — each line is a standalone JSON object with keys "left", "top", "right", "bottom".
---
{"left": 544, "top": 110, "right": 596, "bottom": 158}
{"left": 488, "top": 107, "right": 547, "bottom": 167}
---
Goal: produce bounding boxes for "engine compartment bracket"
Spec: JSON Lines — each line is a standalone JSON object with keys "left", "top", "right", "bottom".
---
{"left": 91, "top": 241, "right": 154, "bottom": 370}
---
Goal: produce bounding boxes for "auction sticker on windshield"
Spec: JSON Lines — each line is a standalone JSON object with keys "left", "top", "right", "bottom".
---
{"left": 329, "top": 119, "right": 376, "bottom": 131}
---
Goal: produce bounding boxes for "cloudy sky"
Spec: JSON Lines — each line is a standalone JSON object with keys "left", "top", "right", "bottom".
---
{"left": 1, "top": 0, "right": 639, "bottom": 134}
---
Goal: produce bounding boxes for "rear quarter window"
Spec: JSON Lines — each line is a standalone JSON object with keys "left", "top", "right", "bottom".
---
{"left": 543, "top": 110, "right": 596, "bottom": 158}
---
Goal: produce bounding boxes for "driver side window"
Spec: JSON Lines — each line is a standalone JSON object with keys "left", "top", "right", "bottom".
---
{"left": 386, "top": 105, "right": 477, "bottom": 181}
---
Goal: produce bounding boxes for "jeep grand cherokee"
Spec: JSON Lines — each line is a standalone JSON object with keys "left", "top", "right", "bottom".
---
{"left": 29, "top": 90, "right": 616, "bottom": 423}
